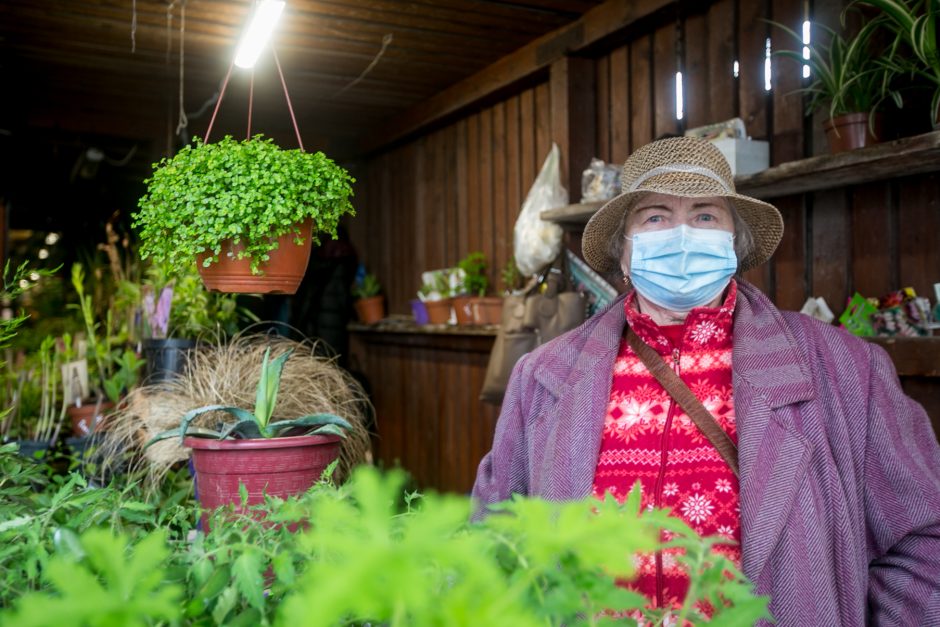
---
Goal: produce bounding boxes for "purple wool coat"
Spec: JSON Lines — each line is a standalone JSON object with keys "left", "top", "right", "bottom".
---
{"left": 472, "top": 280, "right": 940, "bottom": 626}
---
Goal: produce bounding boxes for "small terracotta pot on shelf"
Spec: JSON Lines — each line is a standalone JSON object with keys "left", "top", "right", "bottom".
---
{"left": 196, "top": 219, "right": 314, "bottom": 295}
{"left": 354, "top": 295, "right": 385, "bottom": 324}
{"left": 424, "top": 298, "right": 453, "bottom": 325}
{"left": 452, "top": 296, "right": 475, "bottom": 325}
{"left": 823, "top": 112, "right": 881, "bottom": 153}
{"left": 471, "top": 297, "right": 504, "bottom": 325}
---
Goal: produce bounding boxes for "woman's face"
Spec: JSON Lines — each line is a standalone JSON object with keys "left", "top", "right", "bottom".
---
{"left": 620, "top": 192, "right": 734, "bottom": 274}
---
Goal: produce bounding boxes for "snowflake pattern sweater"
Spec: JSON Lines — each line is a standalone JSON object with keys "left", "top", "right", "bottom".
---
{"left": 592, "top": 281, "right": 741, "bottom": 611}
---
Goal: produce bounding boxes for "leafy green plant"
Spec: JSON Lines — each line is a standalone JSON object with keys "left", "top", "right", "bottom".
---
{"left": 0, "top": 438, "right": 771, "bottom": 626}
{"left": 457, "top": 252, "right": 489, "bottom": 297}
{"left": 856, "top": 0, "right": 940, "bottom": 124}
{"left": 134, "top": 135, "right": 356, "bottom": 276}
{"left": 772, "top": 17, "right": 901, "bottom": 130}
{"left": 148, "top": 347, "right": 352, "bottom": 443}
{"left": 351, "top": 273, "right": 381, "bottom": 300}
{"left": 102, "top": 350, "right": 145, "bottom": 405}
{"left": 501, "top": 256, "right": 526, "bottom": 293}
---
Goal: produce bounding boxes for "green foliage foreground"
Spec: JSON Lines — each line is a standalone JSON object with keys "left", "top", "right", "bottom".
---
{"left": 0, "top": 443, "right": 770, "bottom": 626}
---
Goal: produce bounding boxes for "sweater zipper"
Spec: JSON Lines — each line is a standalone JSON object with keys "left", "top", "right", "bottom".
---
{"left": 653, "top": 346, "right": 681, "bottom": 608}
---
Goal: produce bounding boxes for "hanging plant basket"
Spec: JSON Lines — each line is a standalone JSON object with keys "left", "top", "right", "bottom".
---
{"left": 196, "top": 219, "right": 315, "bottom": 294}
{"left": 134, "top": 49, "right": 355, "bottom": 295}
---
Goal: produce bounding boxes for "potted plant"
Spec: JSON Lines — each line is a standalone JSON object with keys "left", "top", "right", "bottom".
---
{"left": 352, "top": 273, "right": 385, "bottom": 325}
{"left": 68, "top": 264, "right": 144, "bottom": 436}
{"left": 858, "top": 0, "right": 940, "bottom": 127}
{"left": 419, "top": 271, "right": 455, "bottom": 325}
{"left": 147, "top": 346, "right": 352, "bottom": 521}
{"left": 453, "top": 252, "right": 487, "bottom": 325}
{"left": 134, "top": 135, "right": 356, "bottom": 295}
{"left": 136, "top": 263, "right": 245, "bottom": 384}
{"left": 773, "top": 17, "right": 901, "bottom": 151}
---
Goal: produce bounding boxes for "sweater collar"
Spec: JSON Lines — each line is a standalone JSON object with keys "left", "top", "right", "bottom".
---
{"left": 623, "top": 280, "right": 738, "bottom": 355}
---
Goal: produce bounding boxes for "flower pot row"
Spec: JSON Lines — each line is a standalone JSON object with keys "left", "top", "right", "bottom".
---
{"left": 414, "top": 296, "right": 503, "bottom": 326}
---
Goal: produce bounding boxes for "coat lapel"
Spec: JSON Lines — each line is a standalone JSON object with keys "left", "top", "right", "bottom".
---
{"left": 533, "top": 295, "right": 627, "bottom": 501}
{"left": 733, "top": 281, "right": 816, "bottom": 582}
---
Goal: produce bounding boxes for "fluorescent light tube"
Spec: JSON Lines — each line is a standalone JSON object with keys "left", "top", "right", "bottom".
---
{"left": 234, "top": 1, "right": 285, "bottom": 69}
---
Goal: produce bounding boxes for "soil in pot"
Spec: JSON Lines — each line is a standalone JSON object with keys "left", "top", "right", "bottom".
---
{"left": 67, "top": 400, "right": 115, "bottom": 437}
{"left": 824, "top": 113, "right": 882, "bottom": 153}
{"left": 353, "top": 295, "right": 385, "bottom": 324}
{"left": 143, "top": 338, "right": 197, "bottom": 384}
{"left": 196, "top": 219, "right": 314, "bottom": 295}
{"left": 186, "top": 434, "right": 341, "bottom": 527}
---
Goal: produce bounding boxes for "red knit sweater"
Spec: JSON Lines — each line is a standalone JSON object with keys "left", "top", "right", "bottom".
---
{"left": 592, "top": 281, "right": 741, "bottom": 612}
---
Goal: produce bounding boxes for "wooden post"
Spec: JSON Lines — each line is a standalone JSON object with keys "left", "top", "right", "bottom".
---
{"left": 550, "top": 56, "right": 597, "bottom": 203}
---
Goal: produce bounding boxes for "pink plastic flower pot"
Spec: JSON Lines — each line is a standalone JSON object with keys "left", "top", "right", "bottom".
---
{"left": 185, "top": 434, "right": 341, "bottom": 519}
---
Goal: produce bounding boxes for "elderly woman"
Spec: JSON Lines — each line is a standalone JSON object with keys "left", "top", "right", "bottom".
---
{"left": 472, "top": 137, "right": 940, "bottom": 625}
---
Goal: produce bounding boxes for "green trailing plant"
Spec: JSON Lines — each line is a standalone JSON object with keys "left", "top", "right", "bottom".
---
{"left": 457, "top": 252, "right": 489, "bottom": 297}
{"left": 147, "top": 347, "right": 352, "bottom": 443}
{"left": 772, "top": 17, "right": 902, "bottom": 131}
{"left": 351, "top": 273, "right": 381, "bottom": 300}
{"left": 856, "top": 0, "right": 940, "bottom": 124}
{"left": 134, "top": 135, "right": 356, "bottom": 276}
{"left": 102, "top": 350, "right": 145, "bottom": 406}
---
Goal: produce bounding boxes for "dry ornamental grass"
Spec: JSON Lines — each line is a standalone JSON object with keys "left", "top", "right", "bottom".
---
{"left": 100, "top": 333, "right": 374, "bottom": 490}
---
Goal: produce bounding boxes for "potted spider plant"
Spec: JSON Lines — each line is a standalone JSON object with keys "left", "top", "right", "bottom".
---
{"left": 773, "top": 17, "right": 901, "bottom": 151}
{"left": 857, "top": 0, "right": 940, "bottom": 127}
{"left": 134, "top": 135, "right": 356, "bottom": 295}
{"left": 147, "top": 347, "right": 351, "bottom": 518}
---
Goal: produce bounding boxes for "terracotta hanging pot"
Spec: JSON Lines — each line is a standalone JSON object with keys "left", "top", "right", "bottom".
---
{"left": 354, "top": 295, "right": 385, "bottom": 324}
{"left": 823, "top": 112, "right": 881, "bottom": 153}
{"left": 186, "top": 434, "right": 341, "bottom": 529}
{"left": 196, "top": 219, "right": 314, "bottom": 295}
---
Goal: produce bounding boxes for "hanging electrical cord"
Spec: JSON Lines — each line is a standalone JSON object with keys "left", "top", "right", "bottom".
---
{"left": 332, "top": 33, "right": 393, "bottom": 98}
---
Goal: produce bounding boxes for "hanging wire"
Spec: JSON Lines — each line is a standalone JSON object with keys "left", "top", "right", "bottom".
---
{"left": 333, "top": 33, "right": 393, "bottom": 98}
{"left": 175, "top": 0, "right": 189, "bottom": 136}
{"left": 272, "top": 47, "right": 305, "bottom": 152}
{"left": 130, "top": 0, "right": 137, "bottom": 53}
{"left": 247, "top": 69, "right": 254, "bottom": 139}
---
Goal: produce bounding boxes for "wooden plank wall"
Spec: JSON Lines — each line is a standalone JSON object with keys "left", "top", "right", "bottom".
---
{"left": 349, "top": 0, "right": 940, "bottom": 493}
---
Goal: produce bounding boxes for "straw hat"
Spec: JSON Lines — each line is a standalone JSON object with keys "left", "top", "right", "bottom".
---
{"left": 582, "top": 136, "right": 783, "bottom": 274}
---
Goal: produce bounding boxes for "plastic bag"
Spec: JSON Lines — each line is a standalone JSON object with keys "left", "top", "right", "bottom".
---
{"left": 581, "top": 158, "right": 621, "bottom": 202}
{"left": 513, "top": 143, "right": 568, "bottom": 277}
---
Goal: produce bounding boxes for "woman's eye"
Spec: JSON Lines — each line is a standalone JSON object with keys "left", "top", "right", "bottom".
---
{"left": 696, "top": 213, "right": 716, "bottom": 222}
{"left": 646, "top": 215, "right": 664, "bottom": 223}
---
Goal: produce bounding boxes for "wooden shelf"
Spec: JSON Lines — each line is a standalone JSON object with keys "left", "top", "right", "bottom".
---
{"left": 864, "top": 336, "right": 940, "bottom": 378}
{"left": 541, "top": 130, "right": 940, "bottom": 225}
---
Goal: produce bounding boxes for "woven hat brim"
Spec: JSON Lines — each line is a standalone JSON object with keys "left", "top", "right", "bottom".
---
{"left": 582, "top": 189, "right": 784, "bottom": 274}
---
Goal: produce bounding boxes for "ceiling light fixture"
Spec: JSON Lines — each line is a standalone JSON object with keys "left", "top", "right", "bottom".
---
{"left": 234, "top": 0, "right": 286, "bottom": 69}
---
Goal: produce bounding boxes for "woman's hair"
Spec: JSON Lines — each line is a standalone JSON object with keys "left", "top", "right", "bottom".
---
{"left": 605, "top": 196, "right": 756, "bottom": 279}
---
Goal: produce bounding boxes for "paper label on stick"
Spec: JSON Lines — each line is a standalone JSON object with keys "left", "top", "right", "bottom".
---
{"left": 61, "top": 360, "right": 89, "bottom": 404}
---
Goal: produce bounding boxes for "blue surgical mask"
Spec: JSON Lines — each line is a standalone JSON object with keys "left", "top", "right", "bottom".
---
{"left": 628, "top": 225, "right": 737, "bottom": 312}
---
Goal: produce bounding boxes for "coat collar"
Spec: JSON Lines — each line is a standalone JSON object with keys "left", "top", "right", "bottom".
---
{"left": 534, "top": 279, "right": 817, "bottom": 583}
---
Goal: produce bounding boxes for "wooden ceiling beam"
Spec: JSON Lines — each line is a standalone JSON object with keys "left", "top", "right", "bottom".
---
{"left": 363, "top": 0, "right": 674, "bottom": 153}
